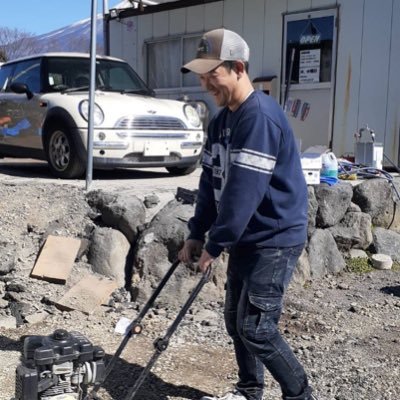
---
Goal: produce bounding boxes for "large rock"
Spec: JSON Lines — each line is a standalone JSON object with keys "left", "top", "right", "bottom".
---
{"left": 291, "top": 248, "right": 311, "bottom": 287}
{"left": 352, "top": 179, "right": 399, "bottom": 229}
{"left": 328, "top": 211, "right": 372, "bottom": 251}
{"left": 307, "top": 186, "right": 318, "bottom": 239}
{"left": 132, "top": 200, "right": 226, "bottom": 305}
{"left": 89, "top": 226, "right": 131, "bottom": 286}
{"left": 372, "top": 227, "right": 400, "bottom": 261}
{"left": 0, "top": 242, "right": 16, "bottom": 276}
{"left": 314, "top": 183, "right": 353, "bottom": 228}
{"left": 308, "top": 229, "right": 346, "bottom": 278}
{"left": 86, "top": 190, "right": 145, "bottom": 243}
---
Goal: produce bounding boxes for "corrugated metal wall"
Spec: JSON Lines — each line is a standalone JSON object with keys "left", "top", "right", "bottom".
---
{"left": 109, "top": 0, "right": 400, "bottom": 164}
{"left": 335, "top": 0, "right": 400, "bottom": 164}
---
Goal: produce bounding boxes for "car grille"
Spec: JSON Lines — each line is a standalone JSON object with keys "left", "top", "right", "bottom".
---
{"left": 116, "top": 116, "right": 187, "bottom": 130}
{"left": 123, "top": 153, "right": 180, "bottom": 162}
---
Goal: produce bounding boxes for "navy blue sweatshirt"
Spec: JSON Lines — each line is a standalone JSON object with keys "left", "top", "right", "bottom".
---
{"left": 188, "top": 90, "right": 308, "bottom": 257}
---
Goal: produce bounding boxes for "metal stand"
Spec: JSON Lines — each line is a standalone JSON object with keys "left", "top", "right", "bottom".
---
{"left": 86, "top": 260, "right": 212, "bottom": 400}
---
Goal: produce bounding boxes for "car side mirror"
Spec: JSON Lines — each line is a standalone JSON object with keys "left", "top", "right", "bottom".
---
{"left": 10, "top": 82, "right": 34, "bottom": 100}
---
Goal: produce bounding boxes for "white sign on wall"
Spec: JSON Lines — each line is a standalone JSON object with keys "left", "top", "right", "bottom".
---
{"left": 299, "top": 49, "right": 321, "bottom": 83}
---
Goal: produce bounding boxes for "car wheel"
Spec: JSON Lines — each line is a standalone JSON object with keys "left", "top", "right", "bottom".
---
{"left": 45, "top": 125, "right": 85, "bottom": 179}
{"left": 165, "top": 164, "right": 198, "bottom": 176}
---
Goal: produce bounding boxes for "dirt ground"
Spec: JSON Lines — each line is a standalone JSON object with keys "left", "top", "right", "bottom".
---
{"left": 0, "top": 173, "right": 399, "bottom": 400}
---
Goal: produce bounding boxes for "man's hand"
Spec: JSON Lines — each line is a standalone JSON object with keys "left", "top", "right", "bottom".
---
{"left": 0, "top": 116, "right": 11, "bottom": 126}
{"left": 178, "top": 239, "right": 203, "bottom": 264}
{"left": 197, "top": 249, "right": 215, "bottom": 273}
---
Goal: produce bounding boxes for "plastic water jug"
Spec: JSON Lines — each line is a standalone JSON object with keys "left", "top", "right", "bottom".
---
{"left": 321, "top": 152, "right": 338, "bottom": 178}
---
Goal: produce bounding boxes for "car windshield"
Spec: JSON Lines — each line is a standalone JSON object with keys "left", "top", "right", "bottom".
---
{"left": 44, "top": 57, "right": 152, "bottom": 95}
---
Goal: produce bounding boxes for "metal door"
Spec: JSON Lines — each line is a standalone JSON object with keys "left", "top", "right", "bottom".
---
{"left": 281, "top": 8, "right": 338, "bottom": 153}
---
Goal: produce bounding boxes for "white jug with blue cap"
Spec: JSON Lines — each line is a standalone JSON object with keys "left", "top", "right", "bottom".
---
{"left": 321, "top": 152, "right": 338, "bottom": 179}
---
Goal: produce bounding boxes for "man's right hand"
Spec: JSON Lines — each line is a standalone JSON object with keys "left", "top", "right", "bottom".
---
{"left": 178, "top": 239, "right": 203, "bottom": 263}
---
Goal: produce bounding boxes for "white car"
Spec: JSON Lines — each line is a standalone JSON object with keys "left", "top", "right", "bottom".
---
{"left": 0, "top": 53, "right": 204, "bottom": 178}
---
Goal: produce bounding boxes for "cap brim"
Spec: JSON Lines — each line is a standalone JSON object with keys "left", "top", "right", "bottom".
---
{"left": 181, "top": 58, "right": 224, "bottom": 74}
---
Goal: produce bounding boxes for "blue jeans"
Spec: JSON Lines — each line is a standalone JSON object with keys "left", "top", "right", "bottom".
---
{"left": 224, "top": 245, "right": 312, "bottom": 400}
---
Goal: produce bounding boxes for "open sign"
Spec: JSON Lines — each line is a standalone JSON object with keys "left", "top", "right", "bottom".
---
{"left": 300, "top": 34, "right": 321, "bottom": 44}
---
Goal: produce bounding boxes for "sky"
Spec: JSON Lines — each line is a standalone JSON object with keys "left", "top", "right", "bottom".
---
{"left": 0, "top": 0, "right": 123, "bottom": 36}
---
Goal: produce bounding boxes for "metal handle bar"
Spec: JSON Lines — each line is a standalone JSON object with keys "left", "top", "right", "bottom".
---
{"left": 124, "top": 265, "right": 212, "bottom": 400}
{"left": 86, "top": 261, "right": 212, "bottom": 400}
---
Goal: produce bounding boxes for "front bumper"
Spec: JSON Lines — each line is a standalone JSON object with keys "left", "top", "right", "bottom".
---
{"left": 93, "top": 154, "right": 200, "bottom": 169}
{"left": 77, "top": 127, "right": 203, "bottom": 169}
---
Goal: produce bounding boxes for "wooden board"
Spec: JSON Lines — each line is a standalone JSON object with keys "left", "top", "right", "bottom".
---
{"left": 55, "top": 275, "right": 118, "bottom": 315}
{"left": 31, "top": 235, "right": 81, "bottom": 284}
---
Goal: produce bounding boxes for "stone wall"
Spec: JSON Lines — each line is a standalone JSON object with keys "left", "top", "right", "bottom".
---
{"left": 293, "top": 178, "right": 400, "bottom": 285}
{"left": 86, "top": 178, "right": 400, "bottom": 303}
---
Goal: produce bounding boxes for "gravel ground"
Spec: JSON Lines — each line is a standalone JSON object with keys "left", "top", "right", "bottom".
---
{"left": 0, "top": 181, "right": 399, "bottom": 400}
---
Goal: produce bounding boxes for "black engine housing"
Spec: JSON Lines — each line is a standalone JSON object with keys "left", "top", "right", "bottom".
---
{"left": 15, "top": 329, "right": 105, "bottom": 400}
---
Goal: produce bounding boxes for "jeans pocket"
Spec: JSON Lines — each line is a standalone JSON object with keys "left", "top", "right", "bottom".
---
{"left": 243, "top": 293, "right": 282, "bottom": 339}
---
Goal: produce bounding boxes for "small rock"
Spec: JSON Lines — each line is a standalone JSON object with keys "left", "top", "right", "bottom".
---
{"left": 0, "top": 299, "right": 8, "bottom": 309}
{"left": 25, "top": 311, "right": 48, "bottom": 324}
{"left": 6, "top": 282, "right": 26, "bottom": 293}
{"left": 314, "top": 291, "right": 324, "bottom": 298}
{"left": 349, "top": 249, "right": 369, "bottom": 259}
{"left": 0, "top": 315, "right": 17, "bottom": 329}
{"left": 143, "top": 232, "right": 155, "bottom": 244}
{"left": 371, "top": 254, "right": 392, "bottom": 270}
{"left": 193, "top": 309, "right": 220, "bottom": 327}
{"left": 144, "top": 194, "right": 160, "bottom": 208}
{"left": 338, "top": 283, "right": 350, "bottom": 290}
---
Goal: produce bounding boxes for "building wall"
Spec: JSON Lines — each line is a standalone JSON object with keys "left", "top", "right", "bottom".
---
{"left": 334, "top": 0, "right": 400, "bottom": 164}
{"left": 109, "top": 0, "right": 400, "bottom": 164}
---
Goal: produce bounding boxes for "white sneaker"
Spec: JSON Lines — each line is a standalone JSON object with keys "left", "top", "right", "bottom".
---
{"left": 200, "top": 390, "right": 247, "bottom": 400}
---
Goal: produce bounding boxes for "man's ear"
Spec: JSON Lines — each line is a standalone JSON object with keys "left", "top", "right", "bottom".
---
{"left": 234, "top": 61, "right": 245, "bottom": 76}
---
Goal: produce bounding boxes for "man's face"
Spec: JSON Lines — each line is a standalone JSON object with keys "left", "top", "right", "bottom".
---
{"left": 199, "top": 64, "right": 238, "bottom": 109}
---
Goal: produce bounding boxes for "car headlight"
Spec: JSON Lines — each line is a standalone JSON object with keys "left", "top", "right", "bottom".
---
{"left": 183, "top": 104, "right": 201, "bottom": 128}
{"left": 79, "top": 100, "right": 104, "bottom": 126}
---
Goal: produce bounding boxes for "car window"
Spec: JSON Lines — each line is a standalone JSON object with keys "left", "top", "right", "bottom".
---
{"left": 0, "top": 64, "right": 14, "bottom": 92}
{"left": 97, "top": 62, "right": 149, "bottom": 92}
{"left": 44, "top": 57, "right": 151, "bottom": 94}
{"left": 11, "top": 59, "right": 41, "bottom": 93}
{"left": 44, "top": 58, "right": 89, "bottom": 91}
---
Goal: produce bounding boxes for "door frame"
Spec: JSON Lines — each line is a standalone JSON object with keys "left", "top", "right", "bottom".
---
{"left": 281, "top": 7, "right": 339, "bottom": 149}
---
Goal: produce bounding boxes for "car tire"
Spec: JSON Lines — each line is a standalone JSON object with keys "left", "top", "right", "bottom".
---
{"left": 165, "top": 164, "right": 198, "bottom": 176}
{"left": 44, "top": 125, "right": 85, "bottom": 179}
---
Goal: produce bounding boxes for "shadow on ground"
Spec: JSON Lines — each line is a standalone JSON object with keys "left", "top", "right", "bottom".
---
{"left": 0, "top": 335, "right": 209, "bottom": 400}
{"left": 380, "top": 285, "right": 400, "bottom": 297}
{"left": 0, "top": 160, "right": 171, "bottom": 181}
{"left": 94, "top": 353, "right": 210, "bottom": 400}
{"left": 0, "top": 334, "right": 23, "bottom": 353}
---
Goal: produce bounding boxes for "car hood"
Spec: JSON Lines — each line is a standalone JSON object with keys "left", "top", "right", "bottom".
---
{"left": 94, "top": 91, "right": 184, "bottom": 114}
{"left": 43, "top": 91, "right": 190, "bottom": 128}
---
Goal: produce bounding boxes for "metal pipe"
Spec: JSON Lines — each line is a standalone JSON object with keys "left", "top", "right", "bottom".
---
{"left": 284, "top": 47, "right": 295, "bottom": 112}
{"left": 103, "top": 0, "right": 110, "bottom": 55}
{"left": 85, "top": 0, "right": 98, "bottom": 191}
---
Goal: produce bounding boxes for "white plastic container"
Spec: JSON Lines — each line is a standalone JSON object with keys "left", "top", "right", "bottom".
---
{"left": 321, "top": 152, "right": 338, "bottom": 178}
{"left": 301, "top": 153, "right": 322, "bottom": 185}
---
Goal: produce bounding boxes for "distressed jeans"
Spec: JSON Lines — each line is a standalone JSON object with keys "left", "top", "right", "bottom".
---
{"left": 224, "top": 245, "right": 312, "bottom": 400}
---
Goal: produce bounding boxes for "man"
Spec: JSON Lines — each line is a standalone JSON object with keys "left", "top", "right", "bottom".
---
{"left": 179, "top": 29, "right": 317, "bottom": 400}
{"left": 0, "top": 116, "right": 11, "bottom": 126}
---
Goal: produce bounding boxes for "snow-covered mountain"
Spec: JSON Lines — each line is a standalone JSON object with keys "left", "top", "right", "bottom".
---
{"left": 30, "top": 14, "right": 104, "bottom": 55}
{"left": 15, "top": 1, "right": 180, "bottom": 58}
{"left": 26, "top": 1, "right": 179, "bottom": 55}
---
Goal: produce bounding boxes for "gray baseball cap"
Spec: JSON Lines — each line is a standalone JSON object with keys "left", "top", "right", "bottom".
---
{"left": 181, "top": 28, "right": 250, "bottom": 74}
